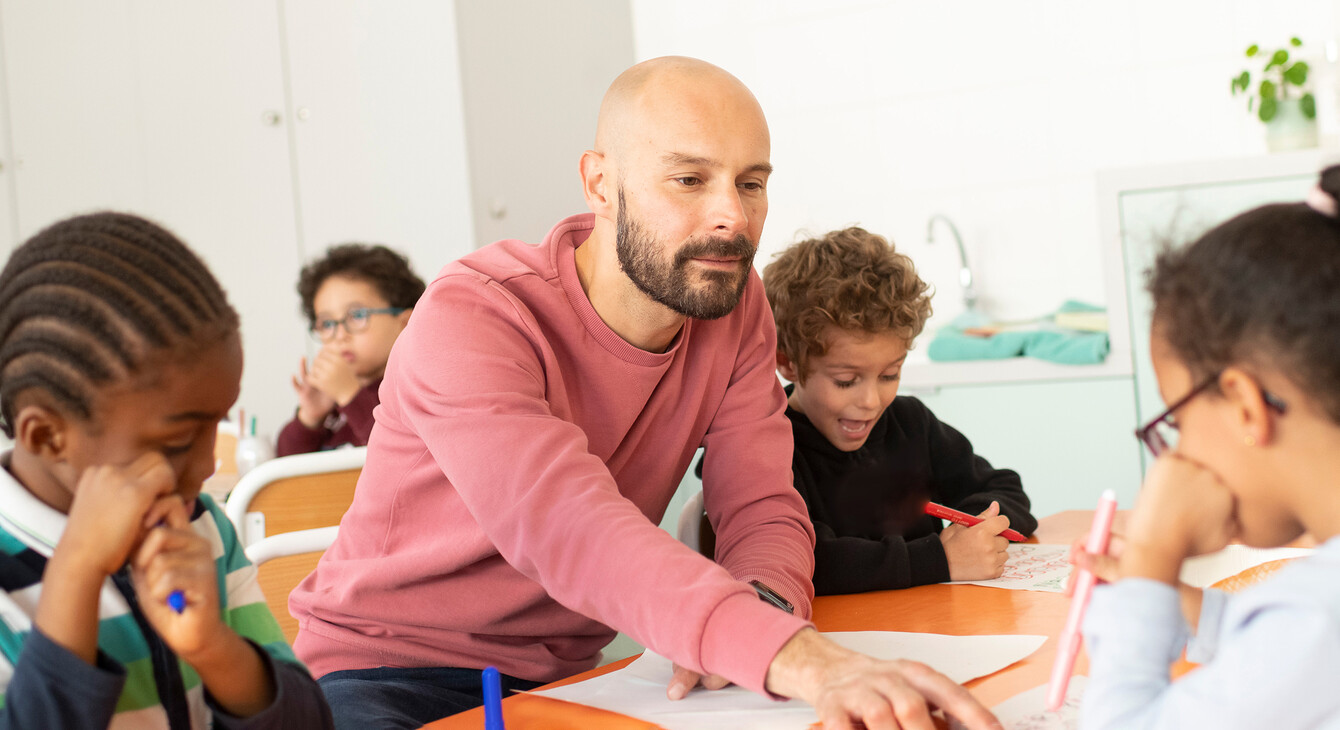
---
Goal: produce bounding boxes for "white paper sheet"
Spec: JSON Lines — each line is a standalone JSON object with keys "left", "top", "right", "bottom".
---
{"left": 531, "top": 631, "right": 1046, "bottom": 730}
{"left": 951, "top": 544, "right": 1073, "bottom": 593}
{"left": 1178, "top": 544, "right": 1313, "bottom": 588}
{"left": 950, "top": 678, "right": 1086, "bottom": 730}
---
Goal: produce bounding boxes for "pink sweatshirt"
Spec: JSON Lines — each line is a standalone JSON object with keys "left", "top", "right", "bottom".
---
{"left": 289, "top": 214, "right": 815, "bottom": 696}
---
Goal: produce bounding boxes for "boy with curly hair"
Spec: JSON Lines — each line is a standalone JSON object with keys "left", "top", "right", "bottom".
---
{"left": 765, "top": 227, "right": 1036, "bottom": 595}
{"left": 277, "top": 243, "right": 425, "bottom": 456}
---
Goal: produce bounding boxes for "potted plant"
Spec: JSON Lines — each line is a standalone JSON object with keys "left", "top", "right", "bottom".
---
{"left": 1230, "top": 38, "right": 1318, "bottom": 151}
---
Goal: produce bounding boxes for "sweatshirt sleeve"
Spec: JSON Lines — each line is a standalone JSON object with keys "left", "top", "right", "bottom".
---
{"left": 275, "top": 411, "right": 329, "bottom": 457}
{"left": 0, "top": 627, "right": 124, "bottom": 730}
{"left": 916, "top": 399, "right": 1038, "bottom": 538}
{"left": 393, "top": 273, "right": 810, "bottom": 697}
{"left": 337, "top": 383, "right": 379, "bottom": 447}
{"left": 209, "top": 641, "right": 334, "bottom": 730}
{"left": 699, "top": 278, "right": 816, "bottom": 619}
{"left": 810, "top": 522, "right": 950, "bottom": 595}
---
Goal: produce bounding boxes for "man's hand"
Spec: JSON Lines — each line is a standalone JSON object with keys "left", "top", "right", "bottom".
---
{"left": 667, "top": 664, "right": 731, "bottom": 700}
{"left": 940, "top": 502, "right": 1010, "bottom": 581}
{"left": 765, "top": 628, "right": 1001, "bottom": 730}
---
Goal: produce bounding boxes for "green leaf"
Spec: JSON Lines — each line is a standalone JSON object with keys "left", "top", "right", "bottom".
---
{"left": 1267, "top": 49, "right": 1289, "bottom": 70}
{"left": 1302, "top": 93, "right": 1317, "bottom": 119}
{"left": 1290, "top": 37, "right": 1302, "bottom": 47}
{"left": 1246, "top": 44, "right": 1259, "bottom": 57}
{"left": 1260, "top": 79, "right": 1277, "bottom": 100}
{"left": 1260, "top": 97, "right": 1278, "bottom": 122}
{"left": 1284, "top": 61, "right": 1309, "bottom": 86}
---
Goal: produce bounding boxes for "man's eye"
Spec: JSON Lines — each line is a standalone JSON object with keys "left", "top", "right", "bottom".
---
{"left": 674, "top": 177, "right": 702, "bottom": 187}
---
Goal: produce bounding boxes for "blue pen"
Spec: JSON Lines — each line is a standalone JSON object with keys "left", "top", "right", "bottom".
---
{"left": 154, "top": 520, "right": 187, "bottom": 614}
{"left": 482, "top": 666, "right": 505, "bottom": 730}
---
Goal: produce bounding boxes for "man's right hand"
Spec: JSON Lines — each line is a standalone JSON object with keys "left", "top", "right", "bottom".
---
{"left": 765, "top": 628, "right": 1002, "bottom": 730}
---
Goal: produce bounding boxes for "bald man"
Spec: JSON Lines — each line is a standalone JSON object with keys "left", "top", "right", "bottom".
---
{"left": 290, "top": 57, "right": 1000, "bottom": 730}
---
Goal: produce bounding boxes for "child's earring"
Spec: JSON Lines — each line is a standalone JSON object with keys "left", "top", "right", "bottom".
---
{"left": 1244, "top": 435, "right": 1257, "bottom": 447}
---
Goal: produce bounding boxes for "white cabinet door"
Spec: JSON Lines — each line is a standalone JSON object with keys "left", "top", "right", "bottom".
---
{"left": 2, "top": 0, "right": 307, "bottom": 437}
{"left": 912, "top": 377, "right": 1144, "bottom": 518}
{"left": 281, "top": 0, "right": 475, "bottom": 279}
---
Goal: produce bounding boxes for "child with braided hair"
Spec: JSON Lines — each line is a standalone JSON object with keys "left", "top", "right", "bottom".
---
{"left": 0, "top": 212, "right": 332, "bottom": 729}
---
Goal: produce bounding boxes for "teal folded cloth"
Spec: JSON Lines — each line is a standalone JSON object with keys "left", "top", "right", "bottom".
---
{"left": 927, "top": 328, "right": 1109, "bottom": 364}
{"left": 927, "top": 301, "right": 1110, "bottom": 365}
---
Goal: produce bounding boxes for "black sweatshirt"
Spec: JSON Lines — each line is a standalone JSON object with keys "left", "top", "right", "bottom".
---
{"left": 787, "top": 393, "right": 1037, "bottom": 595}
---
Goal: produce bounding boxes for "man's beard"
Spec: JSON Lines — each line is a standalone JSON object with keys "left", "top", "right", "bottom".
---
{"left": 615, "top": 189, "right": 755, "bottom": 320}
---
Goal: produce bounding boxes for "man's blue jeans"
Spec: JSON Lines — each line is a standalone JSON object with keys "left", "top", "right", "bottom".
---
{"left": 318, "top": 665, "right": 544, "bottom": 730}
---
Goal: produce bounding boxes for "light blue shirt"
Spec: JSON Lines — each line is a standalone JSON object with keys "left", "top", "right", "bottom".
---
{"left": 1082, "top": 538, "right": 1340, "bottom": 729}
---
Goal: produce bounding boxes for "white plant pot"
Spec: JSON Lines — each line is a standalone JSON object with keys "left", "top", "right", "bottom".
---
{"left": 1266, "top": 98, "right": 1320, "bottom": 152}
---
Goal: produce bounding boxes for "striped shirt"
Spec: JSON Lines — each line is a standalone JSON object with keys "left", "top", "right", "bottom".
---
{"left": 0, "top": 460, "right": 332, "bottom": 729}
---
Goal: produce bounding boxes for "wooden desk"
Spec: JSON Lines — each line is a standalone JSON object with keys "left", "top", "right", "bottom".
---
{"left": 426, "top": 511, "right": 1107, "bottom": 729}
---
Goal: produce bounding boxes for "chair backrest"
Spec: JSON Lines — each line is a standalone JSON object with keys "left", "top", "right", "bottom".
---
{"left": 675, "top": 490, "right": 716, "bottom": 559}
{"left": 225, "top": 447, "right": 366, "bottom": 548}
{"left": 245, "top": 526, "right": 339, "bottom": 645}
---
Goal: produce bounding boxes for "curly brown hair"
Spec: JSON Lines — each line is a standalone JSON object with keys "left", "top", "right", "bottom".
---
{"left": 764, "top": 227, "right": 932, "bottom": 383}
{"left": 297, "top": 243, "right": 426, "bottom": 328}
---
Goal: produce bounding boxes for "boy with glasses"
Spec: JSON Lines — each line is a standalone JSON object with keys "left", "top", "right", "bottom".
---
{"left": 277, "top": 243, "right": 425, "bottom": 457}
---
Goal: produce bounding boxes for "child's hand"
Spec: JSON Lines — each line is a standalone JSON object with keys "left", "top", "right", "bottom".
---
{"left": 306, "top": 346, "right": 361, "bottom": 408}
{"left": 940, "top": 501, "right": 1010, "bottom": 581}
{"left": 58, "top": 453, "right": 178, "bottom": 577}
{"left": 1065, "top": 533, "right": 1124, "bottom": 595}
{"left": 130, "top": 497, "right": 226, "bottom": 660}
{"left": 292, "top": 356, "right": 338, "bottom": 428}
{"left": 1127, "top": 454, "right": 1237, "bottom": 561}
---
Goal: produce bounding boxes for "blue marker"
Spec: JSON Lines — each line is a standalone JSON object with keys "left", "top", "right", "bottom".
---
{"left": 482, "top": 666, "right": 505, "bottom": 730}
{"left": 167, "top": 589, "right": 186, "bottom": 614}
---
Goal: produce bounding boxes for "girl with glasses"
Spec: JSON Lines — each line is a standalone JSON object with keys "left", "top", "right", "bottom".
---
{"left": 277, "top": 244, "right": 424, "bottom": 457}
{"left": 1076, "top": 165, "right": 1340, "bottom": 728}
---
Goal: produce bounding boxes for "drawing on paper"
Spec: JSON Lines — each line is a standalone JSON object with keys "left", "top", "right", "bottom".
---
{"left": 952, "top": 543, "right": 1073, "bottom": 593}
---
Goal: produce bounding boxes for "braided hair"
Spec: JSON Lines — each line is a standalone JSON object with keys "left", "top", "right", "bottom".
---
{"left": 0, "top": 212, "right": 239, "bottom": 437}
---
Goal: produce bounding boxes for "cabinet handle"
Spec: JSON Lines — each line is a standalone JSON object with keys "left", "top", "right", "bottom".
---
{"left": 296, "top": 107, "right": 311, "bottom": 122}
{"left": 261, "top": 110, "right": 282, "bottom": 126}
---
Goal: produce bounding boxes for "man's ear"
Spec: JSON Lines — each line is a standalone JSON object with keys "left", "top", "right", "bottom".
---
{"left": 579, "top": 150, "right": 613, "bottom": 217}
{"left": 776, "top": 349, "right": 801, "bottom": 383}
{"left": 1219, "top": 367, "right": 1274, "bottom": 446}
{"left": 13, "top": 402, "right": 72, "bottom": 463}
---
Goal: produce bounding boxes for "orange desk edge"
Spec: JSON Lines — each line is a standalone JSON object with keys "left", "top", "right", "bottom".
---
{"left": 425, "top": 510, "right": 1113, "bottom": 729}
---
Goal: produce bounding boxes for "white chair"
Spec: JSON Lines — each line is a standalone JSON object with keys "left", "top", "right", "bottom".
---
{"left": 676, "top": 490, "right": 715, "bottom": 558}
{"left": 225, "top": 447, "right": 366, "bottom": 548}
{"left": 245, "top": 526, "right": 339, "bottom": 644}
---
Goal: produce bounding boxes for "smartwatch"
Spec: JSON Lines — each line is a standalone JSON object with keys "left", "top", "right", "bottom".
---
{"left": 749, "top": 580, "right": 794, "bottom": 614}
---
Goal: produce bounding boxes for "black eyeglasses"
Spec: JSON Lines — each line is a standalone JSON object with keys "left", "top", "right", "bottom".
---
{"left": 312, "top": 307, "right": 406, "bottom": 341}
{"left": 1134, "top": 372, "right": 1288, "bottom": 457}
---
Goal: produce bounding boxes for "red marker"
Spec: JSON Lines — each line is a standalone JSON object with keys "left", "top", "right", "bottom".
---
{"left": 923, "top": 501, "right": 1027, "bottom": 542}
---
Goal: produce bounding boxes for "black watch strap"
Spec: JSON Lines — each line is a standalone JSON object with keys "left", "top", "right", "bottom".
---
{"left": 749, "top": 580, "right": 794, "bottom": 614}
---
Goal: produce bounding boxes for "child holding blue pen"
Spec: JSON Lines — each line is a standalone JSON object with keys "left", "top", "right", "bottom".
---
{"left": 762, "top": 227, "right": 1037, "bottom": 595}
{"left": 1075, "top": 166, "right": 1340, "bottom": 728}
{"left": 0, "top": 213, "right": 332, "bottom": 729}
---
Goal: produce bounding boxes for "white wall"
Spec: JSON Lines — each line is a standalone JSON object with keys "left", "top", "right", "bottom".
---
{"left": 631, "top": 0, "right": 1340, "bottom": 329}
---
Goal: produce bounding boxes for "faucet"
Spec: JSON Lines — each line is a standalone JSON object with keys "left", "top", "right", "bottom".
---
{"left": 926, "top": 214, "right": 978, "bottom": 311}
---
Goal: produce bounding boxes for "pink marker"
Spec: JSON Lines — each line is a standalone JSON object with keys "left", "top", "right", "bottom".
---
{"left": 1047, "top": 489, "right": 1118, "bottom": 711}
